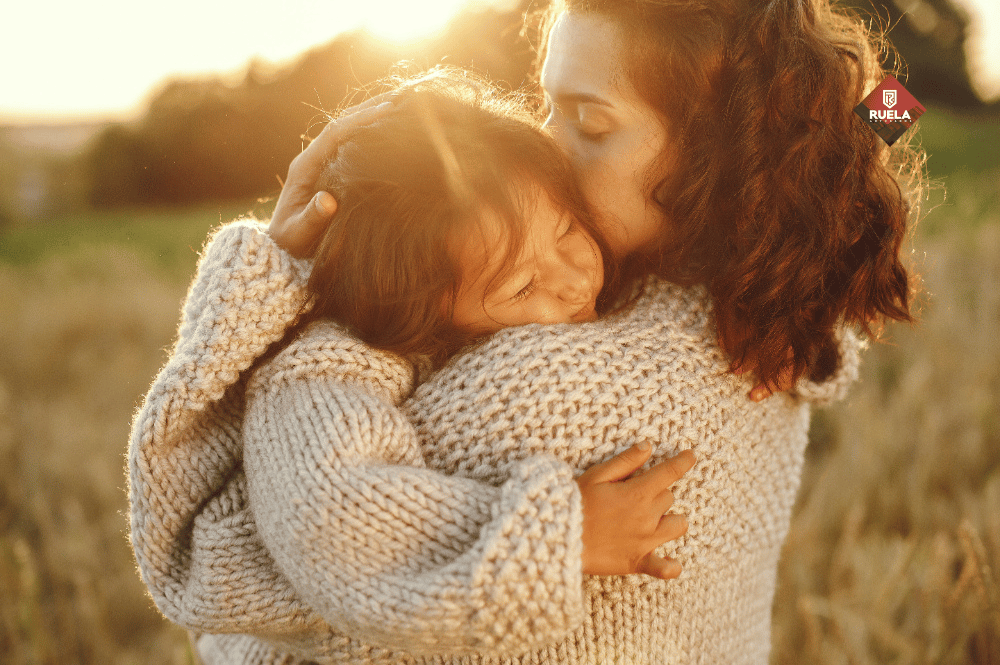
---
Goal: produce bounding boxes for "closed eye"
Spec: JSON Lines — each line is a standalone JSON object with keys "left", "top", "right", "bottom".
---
{"left": 511, "top": 278, "right": 537, "bottom": 302}
{"left": 576, "top": 126, "right": 609, "bottom": 142}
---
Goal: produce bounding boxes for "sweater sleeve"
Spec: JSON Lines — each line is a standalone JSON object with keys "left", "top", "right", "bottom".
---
{"left": 170, "top": 218, "right": 312, "bottom": 404}
{"left": 242, "top": 337, "right": 586, "bottom": 656}
{"left": 130, "top": 220, "right": 586, "bottom": 660}
{"left": 128, "top": 219, "right": 312, "bottom": 632}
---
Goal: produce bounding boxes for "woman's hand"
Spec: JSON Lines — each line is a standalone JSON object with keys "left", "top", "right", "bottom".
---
{"left": 268, "top": 94, "right": 395, "bottom": 257}
{"left": 576, "top": 443, "right": 695, "bottom": 580}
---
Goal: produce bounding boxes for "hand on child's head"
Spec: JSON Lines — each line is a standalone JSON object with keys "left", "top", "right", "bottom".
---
{"left": 268, "top": 95, "right": 395, "bottom": 257}
{"left": 450, "top": 189, "right": 604, "bottom": 336}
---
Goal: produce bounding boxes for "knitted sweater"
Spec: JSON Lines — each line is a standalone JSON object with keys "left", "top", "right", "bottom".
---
{"left": 129, "top": 220, "right": 860, "bottom": 664}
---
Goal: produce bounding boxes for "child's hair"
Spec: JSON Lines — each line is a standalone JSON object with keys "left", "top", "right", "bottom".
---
{"left": 529, "top": 0, "right": 926, "bottom": 387}
{"left": 297, "top": 67, "right": 620, "bottom": 366}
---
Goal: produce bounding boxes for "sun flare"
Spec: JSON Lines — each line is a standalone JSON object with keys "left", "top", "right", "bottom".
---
{"left": 355, "top": 0, "right": 478, "bottom": 43}
{"left": 0, "top": 0, "right": 511, "bottom": 122}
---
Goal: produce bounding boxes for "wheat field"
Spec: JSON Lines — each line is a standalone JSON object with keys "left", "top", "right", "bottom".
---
{"left": 1, "top": 139, "right": 998, "bottom": 662}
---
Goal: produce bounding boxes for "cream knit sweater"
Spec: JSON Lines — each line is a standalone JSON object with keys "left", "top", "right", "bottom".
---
{"left": 129, "top": 220, "right": 860, "bottom": 664}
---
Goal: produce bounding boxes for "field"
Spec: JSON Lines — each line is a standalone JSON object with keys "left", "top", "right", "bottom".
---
{"left": 1, "top": 109, "right": 998, "bottom": 663}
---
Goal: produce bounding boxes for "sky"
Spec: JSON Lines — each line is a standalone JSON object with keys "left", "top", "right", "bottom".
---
{"left": 1, "top": 0, "right": 997, "bottom": 124}
{"left": 0, "top": 0, "right": 516, "bottom": 123}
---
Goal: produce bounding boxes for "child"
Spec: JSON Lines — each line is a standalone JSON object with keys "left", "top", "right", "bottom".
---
{"left": 291, "top": 70, "right": 618, "bottom": 365}
{"left": 129, "top": 69, "right": 695, "bottom": 664}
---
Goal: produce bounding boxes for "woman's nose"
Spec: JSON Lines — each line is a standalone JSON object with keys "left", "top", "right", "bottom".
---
{"left": 542, "top": 115, "right": 574, "bottom": 157}
{"left": 542, "top": 109, "right": 557, "bottom": 134}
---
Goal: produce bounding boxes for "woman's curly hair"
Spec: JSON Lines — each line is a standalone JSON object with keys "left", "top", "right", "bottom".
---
{"left": 530, "top": 0, "right": 926, "bottom": 387}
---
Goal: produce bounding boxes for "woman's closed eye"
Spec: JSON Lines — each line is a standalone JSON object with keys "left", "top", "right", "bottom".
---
{"left": 543, "top": 98, "right": 611, "bottom": 140}
{"left": 576, "top": 104, "right": 614, "bottom": 139}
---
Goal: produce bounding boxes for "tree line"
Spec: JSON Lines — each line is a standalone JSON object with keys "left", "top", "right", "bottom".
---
{"left": 72, "top": 0, "right": 1000, "bottom": 208}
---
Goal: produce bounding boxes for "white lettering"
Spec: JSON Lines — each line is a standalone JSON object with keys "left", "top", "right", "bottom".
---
{"left": 868, "top": 109, "right": 913, "bottom": 121}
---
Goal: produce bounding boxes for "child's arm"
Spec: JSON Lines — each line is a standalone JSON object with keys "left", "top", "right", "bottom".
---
{"left": 129, "top": 220, "right": 311, "bottom": 635}
{"left": 242, "top": 333, "right": 586, "bottom": 656}
{"left": 166, "top": 218, "right": 311, "bottom": 404}
{"left": 130, "top": 222, "right": 588, "bottom": 657}
{"left": 129, "top": 220, "right": 693, "bottom": 661}
{"left": 576, "top": 444, "right": 693, "bottom": 579}
{"left": 241, "top": 324, "right": 692, "bottom": 658}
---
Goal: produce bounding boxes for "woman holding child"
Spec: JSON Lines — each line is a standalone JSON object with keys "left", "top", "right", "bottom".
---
{"left": 129, "top": 0, "right": 923, "bottom": 663}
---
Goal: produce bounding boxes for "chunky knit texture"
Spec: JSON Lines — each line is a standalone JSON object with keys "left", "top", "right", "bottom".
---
{"left": 129, "top": 221, "right": 860, "bottom": 664}
{"left": 241, "top": 318, "right": 587, "bottom": 657}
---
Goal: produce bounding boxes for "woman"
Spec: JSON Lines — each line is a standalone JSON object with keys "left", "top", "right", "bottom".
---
{"left": 129, "top": 0, "right": 922, "bottom": 662}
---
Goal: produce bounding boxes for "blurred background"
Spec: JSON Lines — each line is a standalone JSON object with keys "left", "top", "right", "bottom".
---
{"left": 0, "top": 0, "right": 997, "bottom": 662}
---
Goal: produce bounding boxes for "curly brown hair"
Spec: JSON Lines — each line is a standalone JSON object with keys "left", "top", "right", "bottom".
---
{"left": 530, "top": 0, "right": 926, "bottom": 387}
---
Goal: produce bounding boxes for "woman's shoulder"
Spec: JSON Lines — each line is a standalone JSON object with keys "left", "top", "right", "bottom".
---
{"left": 250, "top": 319, "right": 417, "bottom": 404}
{"left": 632, "top": 277, "right": 714, "bottom": 330}
{"left": 792, "top": 327, "right": 864, "bottom": 405}
{"left": 414, "top": 278, "right": 723, "bottom": 391}
{"left": 481, "top": 277, "right": 714, "bottom": 351}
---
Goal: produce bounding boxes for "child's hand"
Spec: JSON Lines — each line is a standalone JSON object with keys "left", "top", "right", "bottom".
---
{"left": 268, "top": 94, "right": 395, "bottom": 257}
{"left": 576, "top": 444, "right": 695, "bottom": 580}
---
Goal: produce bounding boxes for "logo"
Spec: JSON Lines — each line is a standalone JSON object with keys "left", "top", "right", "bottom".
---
{"left": 854, "top": 76, "right": 926, "bottom": 146}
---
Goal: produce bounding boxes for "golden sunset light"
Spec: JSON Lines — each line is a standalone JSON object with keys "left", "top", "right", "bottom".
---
{"left": 1, "top": 0, "right": 515, "bottom": 123}
{"left": 2, "top": 0, "right": 999, "bottom": 662}
{"left": 3, "top": 0, "right": 999, "bottom": 123}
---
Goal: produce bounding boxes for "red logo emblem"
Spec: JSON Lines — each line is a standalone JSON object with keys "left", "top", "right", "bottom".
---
{"left": 854, "top": 76, "right": 926, "bottom": 146}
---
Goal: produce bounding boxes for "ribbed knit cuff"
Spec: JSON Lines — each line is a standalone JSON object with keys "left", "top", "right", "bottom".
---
{"left": 173, "top": 219, "right": 311, "bottom": 406}
{"left": 195, "top": 632, "right": 308, "bottom": 665}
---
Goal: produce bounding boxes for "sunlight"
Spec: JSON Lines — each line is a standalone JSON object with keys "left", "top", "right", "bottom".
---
{"left": 355, "top": 0, "right": 478, "bottom": 43}
{"left": 0, "top": 0, "right": 512, "bottom": 122}
{"left": 9, "top": 0, "right": 995, "bottom": 122}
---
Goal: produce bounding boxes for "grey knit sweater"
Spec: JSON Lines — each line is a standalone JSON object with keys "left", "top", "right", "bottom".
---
{"left": 129, "top": 220, "right": 860, "bottom": 664}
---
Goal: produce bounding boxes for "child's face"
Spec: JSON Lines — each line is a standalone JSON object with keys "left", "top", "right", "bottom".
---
{"left": 450, "top": 189, "right": 604, "bottom": 336}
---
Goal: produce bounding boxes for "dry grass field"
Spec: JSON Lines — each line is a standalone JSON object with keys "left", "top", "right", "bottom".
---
{"left": 1, "top": 114, "right": 998, "bottom": 663}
